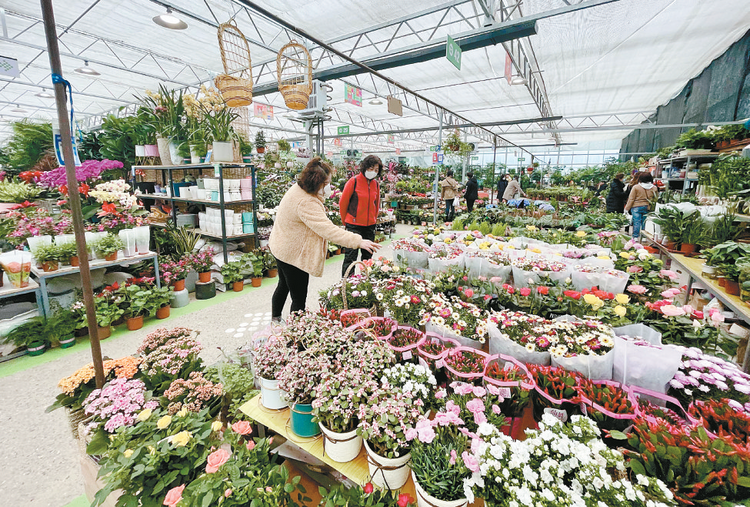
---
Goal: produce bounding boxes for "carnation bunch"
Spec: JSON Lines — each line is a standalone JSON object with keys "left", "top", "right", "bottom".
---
{"left": 381, "top": 363, "right": 436, "bottom": 411}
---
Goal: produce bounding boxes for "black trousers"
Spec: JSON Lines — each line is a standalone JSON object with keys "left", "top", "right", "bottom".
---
{"left": 271, "top": 257, "right": 309, "bottom": 318}
{"left": 445, "top": 198, "right": 455, "bottom": 222}
{"left": 342, "top": 224, "right": 375, "bottom": 277}
{"left": 466, "top": 198, "right": 476, "bottom": 212}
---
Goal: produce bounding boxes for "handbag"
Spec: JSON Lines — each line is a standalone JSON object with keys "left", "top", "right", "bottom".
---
{"left": 453, "top": 196, "right": 460, "bottom": 206}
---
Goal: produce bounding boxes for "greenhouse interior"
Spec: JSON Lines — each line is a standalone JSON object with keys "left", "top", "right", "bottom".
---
{"left": 2, "top": 1, "right": 750, "bottom": 506}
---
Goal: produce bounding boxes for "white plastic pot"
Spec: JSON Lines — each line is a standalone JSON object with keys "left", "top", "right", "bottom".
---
{"left": 260, "top": 376, "right": 287, "bottom": 410}
{"left": 363, "top": 439, "right": 410, "bottom": 490}
{"left": 212, "top": 141, "right": 234, "bottom": 162}
{"left": 412, "top": 471, "right": 468, "bottom": 507}
{"left": 135, "top": 145, "right": 146, "bottom": 157}
{"left": 320, "top": 423, "right": 362, "bottom": 463}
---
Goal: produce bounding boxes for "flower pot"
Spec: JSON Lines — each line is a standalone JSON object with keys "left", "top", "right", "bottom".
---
{"left": 232, "top": 281, "right": 244, "bottom": 292}
{"left": 157, "top": 136, "right": 173, "bottom": 166}
{"left": 725, "top": 279, "right": 741, "bottom": 296}
{"left": 189, "top": 145, "right": 202, "bottom": 164}
{"left": 719, "top": 277, "right": 727, "bottom": 287}
{"left": 168, "top": 141, "right": 184, "bottom": 165}
{"left": 42, "top": 260, "right": 59, "bottom": 272}
{"left": 212, "top": 141, "right": 234, "bottom": 162}
{"left": 27, "top": 340, "right": 46, "bottom": 356}
{"left": 97, "top": 325, "right": 112, "bottom": 340}
{"left": 363, "top": 440, "right": 411, "bottom": 490}
{"left": 135, "top": 145, "right": 146, "bottom": 157}
{"left": 256, "top": 146, "right": 265, "bottom": 154}
{"left": 320, "top": 423, "right": 362, "bottom": 463}
{"left": 266, "top": 268, "right": 278, "bottom": 278}
{"left": 680, "top": 243, "right": 697, "bottom": 254}
{"left": 59, "top": 335, "right": 76, "bottom": 349}
{"left": 251, "top": 277, "right": 262, "bottom": 287}
{"left": 412, "top": 471, "right": 468, "bottom": 507}
{"left": 172, "top": 279, "right": 185, "bottom": 292}
{"left": 665, "top": 240, "right": 677, "bottom": 250}
{"left": 335, "top": 249, "right": 341, "bottom": 255}
{"left": 126, "top": 315, "right": 144, "bottom": 331}
{"left": 199, "top": 271, "right": 211, "bottom": 283}
{"left": 104, "top": 252, "right": 117, "bottom": 261}
{"left": 259, "top": 376, "right": 287, "bottom": 410}
{"left": 74, "top": 327, "right": 89, "bottom": 337}
{"left": 70, "top": 256, "right": 80, "bottom": 267}
{"left": 290, "top": 402, "right": 320, "bottom": 438}
{"left": 702, "top": 265, "right": 717, "bottom": 278}
{"left": 156, "top": 305, "right": 171, "bottom": 319}
{"left": 144, "top": 144, "right": 159, "bottom": 157}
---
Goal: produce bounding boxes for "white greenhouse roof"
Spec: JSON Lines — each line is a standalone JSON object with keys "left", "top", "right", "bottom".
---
{"left": 1, "top": 0, "right": 749, "bottom": 154}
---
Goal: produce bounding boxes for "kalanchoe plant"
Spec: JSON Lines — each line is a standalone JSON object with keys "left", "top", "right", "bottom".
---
{"left": 82, "top": 378, "right": 158, "bottom": 434}
{"left": 163, "top": 371, "right": 223, "bottom": 415}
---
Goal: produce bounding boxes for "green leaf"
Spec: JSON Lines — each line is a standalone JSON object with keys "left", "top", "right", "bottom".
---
{"left": 202, "top": 491, "right": 214, "bottom": 507}
{"left": 608, "top": 430, "right": 628, "bottom": 440}
{"left": 284, "top": 483, "right": 294, "bottom": 493}
{"left": 628, "top": 459, "right": 646, "bottom": 476}
{"left": 737, "top": 476, "right": 750, "bottom": 488}
{"left": 86, "top": 429, "right": 110, "bottom": 456}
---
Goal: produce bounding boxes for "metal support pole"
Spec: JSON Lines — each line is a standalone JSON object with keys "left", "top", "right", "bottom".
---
{"left": 432, "top": 110, "right": 443, "bottom": 225}
{"left": 491, "top": 143, "right": 497, "bottom": 204}
{"left": 40, "top": 0, "right": 104, "bottom": 388}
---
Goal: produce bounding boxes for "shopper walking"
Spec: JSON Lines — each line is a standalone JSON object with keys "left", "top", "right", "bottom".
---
{"left": 624, "top": 172, "right": 658, "bottom": 240}
{"left": 440, "top": 169, "right": 460, "bottom": 222}
{"left": 339, "top": 155, "right": 383, "bottom": 277}
{"left": 605, "top": 173, "right": 627, "bottom": 213}
{"left": 269, "top": 157, "right": 380, "bottom": 320}
{"left": 502, "top": 175, "right": 526, "bottom": 201}
{"left": 464, "top": 172, "right": 479, "bottom": 212}
{"left": 496, "top": 174, "right": 509, "bottom": 203}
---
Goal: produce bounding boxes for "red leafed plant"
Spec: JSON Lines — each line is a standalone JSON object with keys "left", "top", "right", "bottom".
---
{"left": 361, "top": 317, "right": 397, "bottom": 338}
{"left": 443, "top": 349, "right": 486, "bottom": 375}
{"left": 388, "top": 327, "right": 424, "bottom": 348}
{"left": 527, "top": 364, "right": 582, "bottom": 421}
{"left": 689, "top": 398, "right": 750, "bottom": 443}
{"left": 418, "top": 338, "right": 456, "bottom": 357}
{"left": 575, "top": 379, "right": 635, "bottom": 431}
{"left": 484, "top": 362, "right": 532, "bottom": 416}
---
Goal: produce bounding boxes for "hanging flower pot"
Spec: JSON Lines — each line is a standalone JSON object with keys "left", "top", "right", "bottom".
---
{"left": 199, "top": 271, "right": 211, "bottom": 283}
{"left": 42, "top": 261, "right": 59, "bottom": 272}
{"left": 232, "top": 281, "right": 244, "bottom": 292}
{"left": 59, "top": 335, "right": 76, "bottom": 349}
{"left": 320, "top": 423, "right": 362, "bottom": 463}
{"left": 172, "top": 279, "right": 186, "bottom": 292}
{"left": 363, "top": 440, "right": 411, "bottom": 490}
{"left": 156, "top": 305, "right": 171, "bottom": 319}
{"left": 412, "top": 471, "right": 468, "bottom": 507}
{"left": 97, "top": 325, "right": 112, "bottom": 340}
{"left": 259, "top": 376, "right": 287, "bottom": 410}
{"left": 251, "top": 277, "right": 262, "bottom": 287}
{"left": 70, "top": 256, "right": 80, "bottom": 267}
{"left": 126, "top": 315, "right": 144, "bottom": 331}
{"left": 290, "top": 402, "right": 320, "bottom": 438}
{"left": 213, "top": 141, "right": 234, "bottom": 162}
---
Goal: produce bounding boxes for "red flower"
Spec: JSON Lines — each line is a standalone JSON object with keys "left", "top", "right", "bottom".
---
{"left": 397, "top": 493, "right": 413, "bottom": 507}
{"left": 537, "top": 286, "right": 549, "bottom": 295}
{"left": 564, "top": 290, "right": 581, "bottom": 300}
{"left": 519, "top": 287, "right": 531, "bottom": 297}
{"left": 363, "top": 483, "right": 374, "bottom": 494}
{"left": 79, "top": 182, "right": 90, "bottom": 196}
{"left": 101, "top": 202, "right": 117, "bottom": 214}
{"left": 59, "top": 184, "right": 69, "bottom": 196}
{"left": 410, "top": 295, "right": 420, "bottom": 304}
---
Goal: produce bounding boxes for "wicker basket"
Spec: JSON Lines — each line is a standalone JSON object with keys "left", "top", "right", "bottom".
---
{"left": 277, "top": 40, "right": 313, "bottom": 110}
{"left": 215, "top": 20, "right": 253, "bottom": 106}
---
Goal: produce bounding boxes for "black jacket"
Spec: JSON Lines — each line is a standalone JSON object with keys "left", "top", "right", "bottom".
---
{"left": 605, "top": 178, "right": 626, "bottom": 213}
{"left": 464, "top": 177, "right": 479, "bottom": 200}
{"left": 497, "top": 179, "right": 508, "bottom": 200}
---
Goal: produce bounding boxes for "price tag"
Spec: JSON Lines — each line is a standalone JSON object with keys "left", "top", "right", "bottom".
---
{"left": 497, "top": 387, "right": 511, "bottom": 399}
{"left": 402, "top": 350, "right": 413, "bottom": 360}
{"left": 503, "top": 361, "right": 514, "bottom": 371}
{"left": 580, "top": 402, "right": 588, "bottom": 416}
{"left": 544, "top": 407, "right": 568, "bottom": 423}
{"left": 435, "top": 359, "right": 445, "bottom": 368}
{"left": 214, "top": 163, "right": 221, "bottom": 177}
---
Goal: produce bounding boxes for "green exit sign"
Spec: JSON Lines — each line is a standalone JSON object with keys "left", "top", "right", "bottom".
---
{"left": 446, "top": 35, "right": 462, "bottom": 70}
{"left": 337, "top": 126, "right": 349, "bottom": 135}
{"left": 518, "top": 157, "right": 525, "bottom": 162}
{"left": 471, "top": 156, "right": 479, "bottom": 160}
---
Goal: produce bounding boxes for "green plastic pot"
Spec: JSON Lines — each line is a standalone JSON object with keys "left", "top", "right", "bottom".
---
{"left": 59, "top": 336, "right": 76, "bottom": 349}
{"left": 290, "top": 402, "right": 320, "bottom": 438}
{"left": 27, "top": 341, "right": 46, "bottom": 356}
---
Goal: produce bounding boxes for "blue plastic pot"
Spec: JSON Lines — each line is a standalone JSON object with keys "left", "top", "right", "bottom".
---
{"left": 290, "top": 403, "right": 320, "bottom": 438}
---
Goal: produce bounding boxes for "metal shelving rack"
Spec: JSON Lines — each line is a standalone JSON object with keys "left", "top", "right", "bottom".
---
{"left": 655, "top": 153, "right": 718, "bottom": 195}
{"left": 132, "top": 163, "right": 258, "bottom": 264}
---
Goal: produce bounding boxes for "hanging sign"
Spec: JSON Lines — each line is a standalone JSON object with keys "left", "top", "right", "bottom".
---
{"left": 395, "top": 148, "right": 401, "bottom": 155}
{"left": 253, "top": 103, "right": 274, "bottom": 120}
{"left": 438, "top": 154, "right": 443, "bottom": 164}
{"left": 387, "top": 95, "right": 403, "bottom": 116}
{"left": 430, "top": 145, "right": 437, "bottom": 152}
{"left": 446, "top": 35, "right": 462, "bottom": 70}
{"left": 432, "top": 153, "right": 439, "bottom": 164}
{"left": 333, "top": 138, "right": 342, "bottom": 147}
{"left": 505, "top": 51, "right": 512, "bottom": 84}
{"left": 344, "top": 83, "right": 362, "bottom": 106}
{"left": 471, "top": 156, "right": 479, "bottom": 161}
{"left": 387, "top": 134, "right": 394, "bottom": 144}
{"left": 337, "top": 125, "right": 349, "bottom": 135}
{"left": 0, "top": 56, "right": 20, "bottom": 78}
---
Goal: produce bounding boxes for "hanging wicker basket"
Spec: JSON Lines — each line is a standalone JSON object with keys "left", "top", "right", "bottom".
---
{"left": 215, "top": 20, "right": 253, "bottom": 107}
{"left": 277, "top": 40, "right": 313, "bottom": 110}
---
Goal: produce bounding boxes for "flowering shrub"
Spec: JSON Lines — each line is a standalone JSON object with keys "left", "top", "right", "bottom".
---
{"left": 361, "top": 257, "right": 403, "bottom": 280}
{"left": 164, "top": 371, "right": 223, "bottom": 415}
{"left": 83, "top": 378, "right": 158, "bottom": 433}
{"left": 51, "top": 356, "right": 142, "bottom": 412}
{"left": 159, "top": 256, "right": 191, "bottom": 285}
{"left": 137, "top": 327, "right": 194, "bottom": 355}
{"left": 188, "top": 249, "right": 215, "bottom": 273}
{"left": 7, "top": 207, "right": 72, "bottom": 245}
{"left": 318, "top": 274, "right": 377, "bottom": 312}
{"left": 667, "top": 347, "right": 750, "bottom": 408}
{"left": 139, "top": 329, "right": 202, "bottom": 391}
{"left": 89, "top": 179, "right": 137, "bottom": 208}
{"left": 376, "top": 276, "right": 434, "bottom": 326}
{"left": 38, "top": 159, "right": 120, "bottom": 188}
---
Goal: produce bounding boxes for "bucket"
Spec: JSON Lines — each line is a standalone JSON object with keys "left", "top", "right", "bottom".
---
{"left": 363, "top": 439, "right": 410, "bottom": 490}
{"left": 290, "top": 402, "right": 320, "bottom": 438}
{"left": 320, "top": 423, "right": 362, "bottom": 462}
{"left": 260, "top": 376, "right": 287, "bottom": 410}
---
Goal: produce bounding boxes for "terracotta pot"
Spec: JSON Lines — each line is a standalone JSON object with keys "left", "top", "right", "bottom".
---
{"left": 105, "top": 252, "right": 117, "bottom": 261}
{"left": 97, "top": 325, "right": 112, "bottom": 340}
{"left": 42, "top": 260, "right": 59, "bottom": 272}
{"left": 126, "top": 315, "right": 144, "bottom": 331}
{"left": 232, "top": 281, "right": 244, "bottom": 292}
{"left": 251, "top": 277, "right": 262, "bottom": 287}
{"left": 335, "top": 249, "right": 341, "bottom": 255}
{"left": 725, "top": 279, "right": 741, "bottom": 296}
{"left": 719, "top": 277, "right": 727, "bottom": 287}
{"left": 665, "top": 241, "right": 677, "bottom": 250}
{"left": 156, "top": 305, "right": 171, "bottom": 319}
{"left": 173, "top": 279, "right": 185, "bottom": 292}
{"left": 70, "top": 256, "right": 80, "bottom": 267}
{"left": 680, "top": 243, "right": 698, "bottom": 254}
{"left": 256, "top": 146, "right": 265, "bottom": 154}
{"left": 266, "top": 268, "right": 278, "bottom": 278}
{"left": 199, "top": 271, "right": 211, "bottom": 283}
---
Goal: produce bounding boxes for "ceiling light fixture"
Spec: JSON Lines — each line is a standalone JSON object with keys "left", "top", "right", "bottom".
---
{"left": 153, "top": 8, "right": 188, "bottom": 30}
{"left": 510, "top": 75, "right": 527, "bottom": 85}
{"left": 369, "top": 98, "right": 383, "bottom": 105}
{"left": 74, "top": 61, "right": 101, "bottom": 76}
{"left": 35, "top": 89, "right": 54, "bottom": 98}
{"left": 11, "top": 104, "right": 28, "bottom": 113}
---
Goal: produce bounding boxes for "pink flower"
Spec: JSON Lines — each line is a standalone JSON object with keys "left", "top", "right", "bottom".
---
{"left": 519, "top": 287, "right": 531, "bottom": 297}
{"left": 660, "top": 269, "right": 678, "bottom": 279}
{"left": 206, "top": 449, "right": 231, "bottom": 473}
{"left": 491, "top": 404, "right": 501, "bottom": 415}
{"left": 661, "top": 305, "right": 686, "bottom": 317}
{"left": 461, "top": 451, "right": 480, "bottom": 473}
{"left": 246, "top": 441, "right": 256, "bottom": 451}
{"left": 464, "top": 289, "right": 474, "bottom": 298}
{"left": 472, "top": 386, "right": 486, "bottom": 397}
{"left": 224, "top": 489, "right": 232, "bottom": 498}
{"left": 485, "top": 384, "right": 500, "bottom": 396}
{"left": 445, "top": 400, "right": 460, "bottom": 415}
{"left": 405, "top": 428, "right": 418, "bottom": 441}
{"left": 452, "top": 383, "right": 475, "bottom": 396}
{"left": 661, "top": 288, "right": 681, "bottom": 298}
{"left": 489, "top": 277, "right": 502, "bottom": 283}
{"left": 627, "top": 284, "right": 647, "bottom": 294}
{"left": 449, "top": 449, "right": 457, "bottom": 465}
{"left": 627, "top": 265, "right": 643, "bottom": 273}
{"left": 231, "top": 421, "right": 253, "bottom": 435}
{"left": 466, "top": 398, "right": 485, "bottom": 414}
{"left": 163, "top": 485, "right": 185, "bottom": 507}
{"left": 435, "top": 389, "right": 446, "bottom": 399}
{"left": 709, "top": 309, "right": 724, "bottom": 324}
{"left": 417, "top": 426, "right": 436, "bottom": 443}
{"left": 682, "top": 304, "right": 695, "bottom": 315}
{"left": 473, "top": 411, "right": 488, "bottom": 425}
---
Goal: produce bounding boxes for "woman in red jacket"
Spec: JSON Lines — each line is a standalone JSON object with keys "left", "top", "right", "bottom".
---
{"left": 339, "top": 155, "right": 382, "bottom": 276}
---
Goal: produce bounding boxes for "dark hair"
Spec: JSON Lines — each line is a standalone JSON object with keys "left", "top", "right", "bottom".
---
{"left": 298, "top": 157, "right": 332, "bottom": 194}
{"left": 630, "top": 172, "right": 642, "bottom": 185}
{"left": 467, "top": 172, "right": 474, "bottom": 179}
{"left": 359, "top": 155, "right": 383, "bottom": 177}
{"left": 446, "top": 170, "right": 454, "bottom": 177}
{"left": 615, "top": 173, "right": 624, "bottom": 180}
{"left": 639, "top": 172, "right": 654, "bottom": 184}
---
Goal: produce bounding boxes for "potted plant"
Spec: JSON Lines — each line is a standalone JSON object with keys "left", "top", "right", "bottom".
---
{"left": 190, "top": 249, "right": 215, "bottom": 283}
{"left": 443, "top": 129, "right": 461, "bottom": 152}
{"left": 202, "top": 103, "right": 240, "bottom": 163}
{"left": 277, "top": 349, "right": 333, "bottom": 438}
{"left": 704, "top": 242, "right": 750, "bottom": 296}
{"left": 57, "top": 242, "right": 79, "bottom": 266}
{"left": 651, "top": 206, "right": 687, "bottom": 249}
{"left": 220, "top": 261, "right": 246, "bottom": 292}
{"left": 94, "top": 293, "right": 125, "bottom": 339}
{"left": 48, "top": 309, "right": 77, "bottom": 349}
{"left": 238, "top": 134, "right": 253, "bottom": 160}
{"left": 675, "top": 128, "right": 716, "bottom": 153}
{"left": 151, "top": 286, "right": 173, "bottom": 319}
{"left": 263, "top": 250, "right": 277, "bottom": 277}
{"left": 252, "top": 335, "right": 290, "bottom": 410}
{"left": 255, "top": 130, "right": 267, "bottom": 154}
{"left": 160, "top": 258, "right": 190, "bottom": 291}
{"left": 136, "top": 85, "right": 187, "bottom": 165}
{"left": 6, "top": 317, "right": 50, "bottom": 356}
{"left": 34, "top": 244, "right": 61, "bottom": 272}
{"left": 93, "top": 234, "right": 125, "bottom": 261}
{"left": 678, "top": 211, "right": 705, "bottom": 254}
{"left": 243, "top": 252, "right": 264, "bottom": 287}
{"left": 119, "top": 285, "right": 150, "bottom": 331}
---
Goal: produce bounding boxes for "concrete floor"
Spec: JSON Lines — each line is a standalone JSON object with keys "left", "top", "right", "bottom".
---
{"left": 0, "top": 225, "right": 410, "bottom": 507}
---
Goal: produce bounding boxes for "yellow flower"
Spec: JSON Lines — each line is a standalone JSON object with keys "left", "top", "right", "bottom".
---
{"left": 526, "top": 225, "right": 537, "bottom": 231}
{"left": 615, "top": 294, "right": 630, "bottom": 305}
{"left": 619, "top": 251, "right": 631, "bottom": 259}
{"left": 123, "top": 449, "right": 134, "bottom": 458}
{"left": 147, "top": 446, "right": 156, "bottom": 455}
{"left": 444, "top": 238, "right": 452, "bottom": 244}
{"left": 614, "top": 305, "right": 627, "bottom": 317}
{"left": 156, "top": 415, "right": 172, "bottom": 430}
{"left": 211, "top": 421, "right": 223, "bottom": 432}
{"left": 583, "top": 293, "right": 604, "bottom": 310}
{"left": 137, "top": 409, "right": 152, "bottom": 422}
{"left": 170, "top": 430, "right": 192, "bottom": 447}
{"left": 576, "top": 231, "right": 586, "bottom": 237}
{"left": 177, "top": 407, "right": 189, "bottom": 418}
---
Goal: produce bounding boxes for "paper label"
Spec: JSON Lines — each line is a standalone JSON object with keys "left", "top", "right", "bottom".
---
{"left": 402, "top": 350, "right": 412, "bottom": 360}
{"left": 435, "top": 359, "right": 445, "bottom": 368}
{"left": 544, "top": 407, "right": 568, "bottom": 423}
{"left": 497, "top": 387, "right": 511, "bottom": 399}
{"left": 580, "top": 403, "right": 588, "bottom": 416}
{"left": 503, "top": 361, "right": 514, "bottom": 371}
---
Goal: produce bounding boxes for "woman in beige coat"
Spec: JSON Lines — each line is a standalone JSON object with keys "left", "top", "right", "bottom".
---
{"left": 269, "top": 157, "right": 380, "bottom": 320}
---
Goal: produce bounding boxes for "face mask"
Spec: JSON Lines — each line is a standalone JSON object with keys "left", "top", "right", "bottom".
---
{"left": 320, "top": 184, "right": 332, "bottom": 199}
{"left": 365, "top": 171, "right": 378, "bottom": 180}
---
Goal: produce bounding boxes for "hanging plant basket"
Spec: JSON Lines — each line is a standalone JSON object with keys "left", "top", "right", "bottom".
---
{"left": 215, "top": 20, "right": 253, "bottom": 107}
{"left": 277, "top": 40, "right": 313, "bottom": 110}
